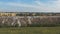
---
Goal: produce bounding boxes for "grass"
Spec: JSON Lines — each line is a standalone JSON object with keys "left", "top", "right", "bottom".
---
{"left": 0, "top": 27, "right": 60, "bottom": 34}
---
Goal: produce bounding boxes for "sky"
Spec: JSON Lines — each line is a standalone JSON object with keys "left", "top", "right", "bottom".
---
{"left": 0, "top": 0, "right": 60, "bottom": 12}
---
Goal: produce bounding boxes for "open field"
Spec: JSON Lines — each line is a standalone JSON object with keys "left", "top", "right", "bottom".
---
{"left": 0, "top": 27, "right": 60, "bottom": 34}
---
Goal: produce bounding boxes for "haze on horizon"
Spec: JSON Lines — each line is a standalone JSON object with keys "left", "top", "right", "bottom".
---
{"left": 0, "top": 0, "right": 60, "bottom": 12}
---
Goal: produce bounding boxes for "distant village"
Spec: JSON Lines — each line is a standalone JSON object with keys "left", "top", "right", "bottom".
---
{"left": 0, "top": 12, "right": 60, "bottom": 16}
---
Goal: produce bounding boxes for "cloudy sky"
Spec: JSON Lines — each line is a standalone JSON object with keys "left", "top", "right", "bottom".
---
{"left": 0, "top": 0, "right": 60, "bottom": 12}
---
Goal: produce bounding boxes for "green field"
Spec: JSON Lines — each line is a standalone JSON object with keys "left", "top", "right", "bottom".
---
{"left": 0, "top": 27, "right": 60, "bottom": 34}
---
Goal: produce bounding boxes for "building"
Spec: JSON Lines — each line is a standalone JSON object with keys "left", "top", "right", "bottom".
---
{"left": 0, "top": 12, "right": 16, "bottom": 16}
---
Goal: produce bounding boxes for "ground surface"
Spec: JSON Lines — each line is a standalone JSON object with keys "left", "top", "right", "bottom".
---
{"left": 0, "top": 27, "right": 60, "bottom": 34}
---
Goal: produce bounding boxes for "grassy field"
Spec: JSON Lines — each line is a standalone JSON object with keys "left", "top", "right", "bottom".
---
{"left": 0, "top": 27, "right": 60, "bottom": 34}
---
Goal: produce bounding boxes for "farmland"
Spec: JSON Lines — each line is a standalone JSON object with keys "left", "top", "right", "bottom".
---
{"left": 0, "top": 27, "right": 60, "bottom": 34}
{"left": 0, "top": 16, "right": 60, "bottom": 27}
